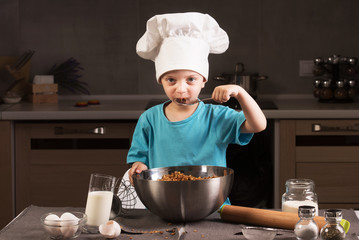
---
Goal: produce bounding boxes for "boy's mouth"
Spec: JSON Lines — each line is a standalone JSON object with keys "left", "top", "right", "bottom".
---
{"left": 175, "top": 98, "right": 187, "bottom": 104}
{"left": 173, "top": 98, "right": 199, "bottom": 106}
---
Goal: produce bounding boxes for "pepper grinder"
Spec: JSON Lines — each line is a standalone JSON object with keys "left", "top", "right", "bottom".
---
{"left": 313, "top": 79, "right": 321, "bottom": 98}
{"left": 334, "top": 81, "right": 348, "bottom": 99}
{"left": 348, "top": 79, "right": 357, "bottom": 99}
{"left": 313, "top": 57, "right": 326, "bottom": 76}
{"left": 320, "top": 80, "right": 333, "bottom": 100}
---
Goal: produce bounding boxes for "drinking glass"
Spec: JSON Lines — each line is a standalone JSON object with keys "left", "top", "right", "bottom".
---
{"left": 84, "top": 173, "right": 116, "bottom": 233}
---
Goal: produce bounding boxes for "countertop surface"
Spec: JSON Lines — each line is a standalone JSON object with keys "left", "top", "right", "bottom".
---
{"left": 1, "top": 94, "right": 359, "bottom": 120}
{"left": 1, "top": 205, "right": 358, "bottom": 240}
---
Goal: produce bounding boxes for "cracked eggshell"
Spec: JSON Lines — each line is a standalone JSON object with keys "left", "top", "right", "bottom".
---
{"left": 99, "top": 220, "right": 121, "bottom": 238}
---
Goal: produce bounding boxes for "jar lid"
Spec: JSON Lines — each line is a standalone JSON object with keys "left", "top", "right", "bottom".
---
{"left": 324, "top": 209, "right": 343, "bottom": 219}
{"left": 286, "top": 179, "right": 315, "bottom": 188}
{"left": 298, "top": 205, "right": 316, "bottom": 217}
{"left": 336, "top": 81, "right": 344, "bottom": 88}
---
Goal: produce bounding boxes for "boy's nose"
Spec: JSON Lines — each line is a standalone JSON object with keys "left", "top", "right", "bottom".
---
{"left": 176, "top": 81, "right": 187, "bottom": 93}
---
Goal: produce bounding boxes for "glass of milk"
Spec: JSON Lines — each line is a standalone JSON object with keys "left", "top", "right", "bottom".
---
{"left": 84, "top": 173, "right": 116, "bottom": 233}
{"left": 281, "top": 179, "right": 319, "bottom": 216}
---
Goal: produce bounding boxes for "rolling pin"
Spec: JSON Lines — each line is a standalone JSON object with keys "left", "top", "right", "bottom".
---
{"left": 220, "top": 205, "right": 327, "bottom": 230}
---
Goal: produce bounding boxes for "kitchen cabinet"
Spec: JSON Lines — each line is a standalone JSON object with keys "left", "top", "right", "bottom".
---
{"left": 0, "top": 121, "right": 13, "bottom": 229}
{"left": 278, "top": 119, "right": 359, "bottom": 209}
{"left": 15, "top": 121, "right": 136, "bottom": 215}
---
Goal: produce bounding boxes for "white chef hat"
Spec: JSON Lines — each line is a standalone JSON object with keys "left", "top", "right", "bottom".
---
{"left": 136, "top": 12, "right": 229, "bottom": 82}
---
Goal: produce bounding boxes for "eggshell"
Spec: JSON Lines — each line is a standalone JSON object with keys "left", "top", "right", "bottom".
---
{"left": 60, "top": 212, "right": 79, "bottom": 237}
{"left": 99, "top": 220, "right": 121, "bottom": 238}
{"left": 44, "top": 214, "right": 62, "bottom": 236}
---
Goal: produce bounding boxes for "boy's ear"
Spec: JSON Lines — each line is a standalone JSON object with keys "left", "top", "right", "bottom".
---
{"left": 201, "top": 77, "right": 206, "bottom": 88}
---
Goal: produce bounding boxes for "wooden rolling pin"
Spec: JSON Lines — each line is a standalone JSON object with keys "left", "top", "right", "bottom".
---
{"left": 220, "top": 205, "right": 327, "bottom": 230}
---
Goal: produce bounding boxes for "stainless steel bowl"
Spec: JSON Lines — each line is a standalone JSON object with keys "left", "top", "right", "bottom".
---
{"left": 132, "top": 165, "right": 234, "bottom": 222}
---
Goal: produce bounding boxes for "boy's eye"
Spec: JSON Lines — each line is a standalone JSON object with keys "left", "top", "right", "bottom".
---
{"left": 165, "top": 77, "right": 176, "bottom": 83}
{"left": 187, "top": 77, "right": 196, "bottom": 82}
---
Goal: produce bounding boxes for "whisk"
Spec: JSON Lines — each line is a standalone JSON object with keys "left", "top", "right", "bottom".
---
{"left": 111, "top": 173, "right": 144, "bottom": 218}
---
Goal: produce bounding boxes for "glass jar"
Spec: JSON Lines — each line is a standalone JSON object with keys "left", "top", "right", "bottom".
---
{"left": 294, "top": 205, "right": 318, "bottom": 240}
{"left": 320, "top": 80, "right": 333, "bottom": 100}
{"left": 282, "top": 179, "right": 318, "bottom": 215}
{"left": 334, "top": 81, "right": 348, "bottom": 100}
{"left": 347, "top": 79, "right": 357, "bottom": 99}
{"left": 320, "top": 209, "right": 345, "bottom": 240}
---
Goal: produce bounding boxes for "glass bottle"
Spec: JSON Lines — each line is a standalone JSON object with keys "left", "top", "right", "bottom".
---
{"left": 313, "top": 57, "right": 326, "bottom": 76}
{"left": 320, "top": 80, "right": 333, "bottom": 100}
{"left": 347, "top": 79, "right": 357, "bottom": 99}
{"left": 282, "top": 179, "right": 318, "bottom": 215}
{"left": 320, "top": 209, "right": 345, "bottom": 240}
{"left": 294, "top": 205, "right": 318, "bottom": 240}
{"left": 334, "top": 81, "right": 348, "bottom": 100}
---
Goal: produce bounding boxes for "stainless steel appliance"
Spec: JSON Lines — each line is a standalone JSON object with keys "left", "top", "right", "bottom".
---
{"left": 214, "top": 62, "right": 268, "bottom": 99}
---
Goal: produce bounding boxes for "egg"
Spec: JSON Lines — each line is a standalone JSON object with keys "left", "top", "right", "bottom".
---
{"left": 60, "top": 212, "right": 79, "bottom": 224}
{"left": 60, "top": 212, "right": 79, "bottom": 237}
{"left": 44, "top": 214, "right": 61, "bottom": 223}
{"left": 99, "top": 220, "right": 121, "bottom": 238}
{"left": 44, "top": 214, "right": 62, "bottom": 236}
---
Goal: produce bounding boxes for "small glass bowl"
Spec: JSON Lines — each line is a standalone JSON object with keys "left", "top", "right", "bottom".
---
{"left": 40, "top": 212, "right": 87, "bottom": 239}
{"left": 242, "top": 226, "right": 277, "bottom": 240}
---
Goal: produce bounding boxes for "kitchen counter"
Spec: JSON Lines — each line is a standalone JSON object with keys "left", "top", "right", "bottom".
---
{"left": 1, "top": 205, "right": 358, "bottom": 240}
{"left": 0, "top": 96, "right": 150, "bottom": 120}
{"left": 270, "top": 95, "right": 359, "bottom": 119}
{"left": 0, "top": 103, "right": 12, "bottom": 120}
{"left": 1, "top": 94, "right": 359, "bottom": 120}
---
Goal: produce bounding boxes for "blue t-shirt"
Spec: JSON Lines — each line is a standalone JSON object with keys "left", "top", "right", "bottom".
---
{"left": 127, "top": 101, "right": 253, "bottom": 168}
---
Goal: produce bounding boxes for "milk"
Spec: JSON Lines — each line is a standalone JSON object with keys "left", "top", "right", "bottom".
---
{"left": 85, "top": 191, "right": 113, "bottom": 226}
{"left": 282, "top": 200, "right": 319, "bottom": 216}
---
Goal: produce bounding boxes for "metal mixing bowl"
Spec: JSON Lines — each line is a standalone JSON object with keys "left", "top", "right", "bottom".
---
{"left": 132, "top": 165, "right": 234, "bottom": 222}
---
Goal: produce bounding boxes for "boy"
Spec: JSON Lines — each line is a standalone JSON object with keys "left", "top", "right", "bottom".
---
{"left": 127, "top": 12, "right": 266, "bottom": 184}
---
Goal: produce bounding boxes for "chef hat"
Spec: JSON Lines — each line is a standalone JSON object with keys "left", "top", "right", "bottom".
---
{"left": 136, "top": 12, "right": 229, "bottom": 82}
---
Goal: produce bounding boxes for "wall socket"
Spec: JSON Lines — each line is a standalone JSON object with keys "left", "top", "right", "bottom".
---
{"left": 299, "top": 60, "right": 314, "bottom": 77}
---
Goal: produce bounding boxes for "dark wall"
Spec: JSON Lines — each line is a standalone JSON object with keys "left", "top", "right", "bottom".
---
{"left": 1, "top": 0, "right": 358, "bottom": 95}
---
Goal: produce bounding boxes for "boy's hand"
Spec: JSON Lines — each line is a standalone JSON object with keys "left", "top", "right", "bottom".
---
{"left": 129, "top": 161, "right": 148, "bottom": 185}
{"left": 212, "top": 84, "right": 267, "bottom": 133}
{"left": 211, "top": 84, "right": 241, "bottom": 103}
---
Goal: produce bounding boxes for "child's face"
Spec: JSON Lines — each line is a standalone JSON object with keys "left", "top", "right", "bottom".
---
{"left": 160, "top": 70, "right": 206, "bottom": 105}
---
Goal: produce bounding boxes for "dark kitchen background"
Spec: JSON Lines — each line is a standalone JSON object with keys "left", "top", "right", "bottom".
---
{"left": 1, "top": 0, "right": 359, "bottom": 96}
